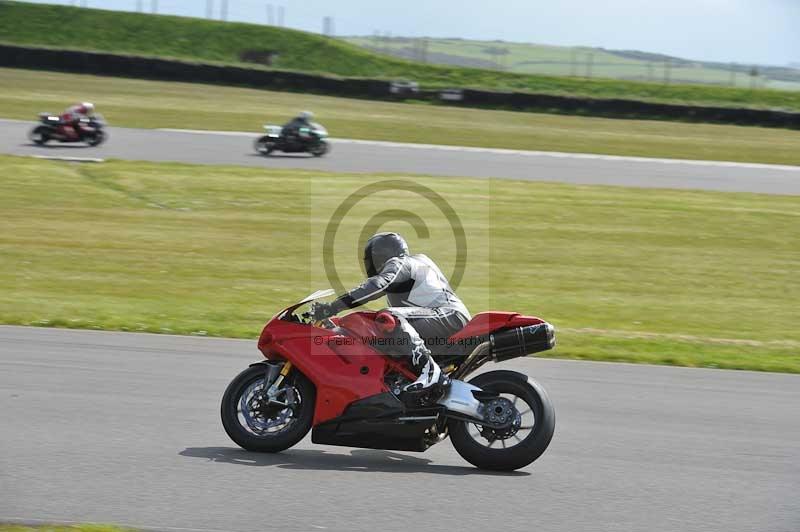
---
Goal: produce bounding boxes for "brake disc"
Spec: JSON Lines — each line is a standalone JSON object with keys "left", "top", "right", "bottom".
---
{"left": 241, "top": 383, "right": 297, "bottom": 433}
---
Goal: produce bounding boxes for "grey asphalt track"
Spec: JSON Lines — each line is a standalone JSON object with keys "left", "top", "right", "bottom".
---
{"left": 2, "top": 119, "right": 799, "bottom": 194}
{"left": 1, "top": 326, "right": 798, "bottom": 532}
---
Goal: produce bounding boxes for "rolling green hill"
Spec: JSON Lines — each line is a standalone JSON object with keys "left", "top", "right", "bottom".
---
{"left": 2, "top": 1, "right": 800, "bottom": 112}
{"left": 344, "top": 36, "right": 800, "bottom": 91}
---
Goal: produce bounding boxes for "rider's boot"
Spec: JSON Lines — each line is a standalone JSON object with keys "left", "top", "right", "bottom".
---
{"left": 402, "top": 347, "right": 449, "bottom": 405}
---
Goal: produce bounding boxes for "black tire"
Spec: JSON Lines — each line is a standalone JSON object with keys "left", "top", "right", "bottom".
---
{"left": 310, "top": 140, "right": 329, "bottom": 157}
{"left": 86, "top": 129, "right": 106, "bottom": 147}
{"left": 221, "top": 364, "right": 315, "bottom": 453}
{"left": 29, "top": 126, "right": 49, "bottom": 145}
{"left": 449, "top": 370, "right": 555, "bottom": 471}
{"left": 254, "top": 136, "right": 276, "bottom": 156}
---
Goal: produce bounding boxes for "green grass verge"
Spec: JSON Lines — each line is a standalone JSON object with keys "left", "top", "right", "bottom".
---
{"left": 3, "top": 68, "right": 800, "bottom": 166}
{"left": 1, "top": 1, "right": 799, "bottom": 111}
{"left": 1, "top": 155, "right": 798, "bottom": 373}
{"left": 0, "top": 525, "right": 132, "bottom": 532}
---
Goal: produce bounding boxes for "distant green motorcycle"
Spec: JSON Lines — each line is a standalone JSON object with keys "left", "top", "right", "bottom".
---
{"left": 254, "top": 123, "right": 329, "bottom": 157}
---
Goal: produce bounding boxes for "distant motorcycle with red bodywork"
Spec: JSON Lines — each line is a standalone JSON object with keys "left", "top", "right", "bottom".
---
{"left": 220, "top": 289, "right": 557, "bottom": 471}
{"left": 29, "top": 112, "right": 107, "bottom": 147}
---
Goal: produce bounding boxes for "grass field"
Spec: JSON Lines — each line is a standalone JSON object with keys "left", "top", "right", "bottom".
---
{"left": 3, "top": 68, "right": 800, "bottom": 166}
{"left": 1, "top": 1, "right": 800, "bottom": 111}
{"left": 345, "top": 36, "right": 800, "bottom": 91}
{"left": 1, "top": 155, "right": 798, "bottom": 373}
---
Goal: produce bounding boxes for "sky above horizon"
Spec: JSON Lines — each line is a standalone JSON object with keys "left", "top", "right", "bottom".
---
{"left": 23, "top": 0, "right": 799, "bottom": 66}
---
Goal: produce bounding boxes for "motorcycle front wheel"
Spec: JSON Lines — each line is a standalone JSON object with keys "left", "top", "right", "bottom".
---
{"left": 449, "top": 370, "right": 555, "bottom": 471}
{"left": 29, "top": 126, "right": 49, "bottom": 145}
{"left": 86, "top": 130, "right": 106, "bottom": 147}
{"left": 221, "top": 364, "right": 315, "bottom": 453}
{"left": 309, "top": 140, "right": 329, "bottom": 157}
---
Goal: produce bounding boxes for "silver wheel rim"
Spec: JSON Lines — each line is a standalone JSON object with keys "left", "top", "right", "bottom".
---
{"left": 236, "top": 378, "right": 302, "bottom": 437}
{"left": 467, "top": 393, "right": 536, "bottom": 449}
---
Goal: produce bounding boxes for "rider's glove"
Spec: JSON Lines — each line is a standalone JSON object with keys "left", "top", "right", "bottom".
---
{"left": 311, "top": 302, "right": 336, "bottom": 322}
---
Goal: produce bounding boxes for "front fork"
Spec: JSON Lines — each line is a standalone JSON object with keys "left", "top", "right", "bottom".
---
{"left": 261, "top": 361, "right": 294, "bottom": 406}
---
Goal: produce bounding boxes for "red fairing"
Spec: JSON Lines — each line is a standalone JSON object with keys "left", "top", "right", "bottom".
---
{"left": 258, "top": 312, "right": 413, "bottom": 425}
{"left": 448, "top": 311, "right": 545, "bottom": 342}
{"left": 374, "top": 311, "right": 397, "bottom": 333}
{"left": 335, "top": 311, "right": 382, "bottom": 339}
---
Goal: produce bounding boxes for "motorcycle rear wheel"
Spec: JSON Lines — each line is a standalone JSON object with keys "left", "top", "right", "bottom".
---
{"left": 29, "top": 126, "right": 49, "bottom": 145}
{"left": 255, "top": 136, "right": 276, "bottom": 156}
{"left": 449, "top": 370, "right": 555, "bottom": 471}
{"left": 221, "top": 364, "right": 315, "bottom": 453}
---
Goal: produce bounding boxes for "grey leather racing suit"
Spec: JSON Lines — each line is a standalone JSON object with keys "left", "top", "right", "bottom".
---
{"left": 330, "top": 253, "right": 471, "bottom": 372}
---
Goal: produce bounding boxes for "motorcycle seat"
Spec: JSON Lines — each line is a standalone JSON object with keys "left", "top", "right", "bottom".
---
{"left": 449, "top": 312, "right": 545, "bottom": 342}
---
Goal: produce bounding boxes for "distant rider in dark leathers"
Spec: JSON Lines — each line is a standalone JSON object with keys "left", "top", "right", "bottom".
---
{"left": 282, "top": 110, "right": 314, "bottom": 141}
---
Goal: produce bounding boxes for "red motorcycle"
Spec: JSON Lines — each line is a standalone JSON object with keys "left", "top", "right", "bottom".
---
{"left": 221, "top": 290, "right": 556, "bottom": 471}
{"left": 29, "top": 113, "right": 107, "bottom": 147}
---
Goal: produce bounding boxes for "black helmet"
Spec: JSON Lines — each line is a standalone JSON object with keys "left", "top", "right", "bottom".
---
{"left": 363, "top": 232, "right": 409, "bottom": 276}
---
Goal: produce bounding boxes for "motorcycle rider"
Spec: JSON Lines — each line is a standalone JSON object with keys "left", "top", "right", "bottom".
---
{"left": 313, "top": 232, "right": 471, "bottom": 398}
{"left": 59, "top": 102, "right": 95, "bottom": 141}
{"left": 281, "top": 110, "right": 314, "bottom": 141}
